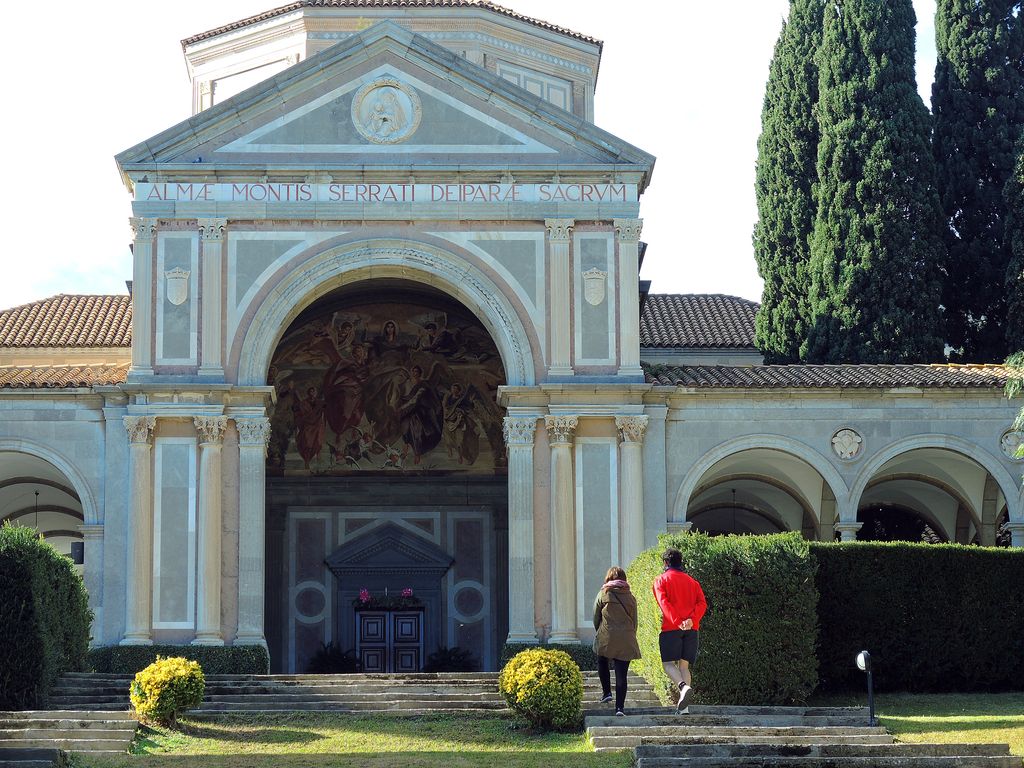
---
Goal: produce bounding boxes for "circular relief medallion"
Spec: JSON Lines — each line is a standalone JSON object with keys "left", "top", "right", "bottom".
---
{"left": 1001, "top": 429, "right": 1024, "bottom": 461}
{"left": 831, "top": 428, "right": 863, "bottom": 460}
{"left": 351, "top": 78, "right": 422, "bottom": 144}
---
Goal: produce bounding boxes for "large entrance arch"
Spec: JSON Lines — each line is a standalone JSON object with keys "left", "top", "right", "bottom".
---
{"left": 261, "top": 279, "right": 509, "bottom": 673}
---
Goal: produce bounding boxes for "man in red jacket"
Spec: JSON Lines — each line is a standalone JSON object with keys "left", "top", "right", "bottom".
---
{"left": 653, "top": 547, "right": 707, "bottom": 712}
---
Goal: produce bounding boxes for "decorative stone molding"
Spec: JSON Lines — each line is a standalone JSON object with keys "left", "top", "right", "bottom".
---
{"left": 834, "top": 521, "right": 863, "bottom": 541}
{"left": 1000, "top": 429, "right": 1024, "bottom": 461}
{"left": 123, "top": 416, "right": 156, "bottom": 444}
{"left": 164, "top": 267, "right": 191, "bottom": 306}
{"left": 831, "top": 428, "right": 863, "bottom": 460}
{"left": 613, "top": 218, "right": 643, "bottom": 242}
{"left": 194, "top": 416, "right": 228, "bottom": 445}
{"left": 351, "top": 78, "right": 422, "bottom": 144}
{"left": 616, "top": 415, "right": 649, "bottom": 444}
{"left": 666, "top": 521, "right": 693, "bottom": 535}
{"left": 545, "top": 219, "right": 574, "bottom": 242}
{"left": 582, "top": 267, "right": 607, "bottom": 306}
{"left": 129, "top": 217, "right": 157, "bottom": 242}
{"left": 237, "top": 418, "right": 271, "bottom": 450}
{"left": 79, "top": 524, "right": 104, "bottom": 540}
{"left": 198, "top": 218, "right": 227, "bottom": 242}
{"left": 503, "top": 416, "right": 537, "bottom": 446}
{"left": 199, "top": 81, "right": 212, "bottom": 97}
{"left": 545, "top": 415, "right": 578, "bottom": 445}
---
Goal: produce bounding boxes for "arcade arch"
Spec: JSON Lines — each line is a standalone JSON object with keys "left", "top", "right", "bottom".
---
{"left": 0, "top": 451, "right": 86, "bottom": 556}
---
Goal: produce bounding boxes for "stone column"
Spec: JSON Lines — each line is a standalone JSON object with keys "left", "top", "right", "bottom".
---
{"left": 504, "top": 416, "right": 539, "bottom": 644}
{"left": 546, "top": 415, "right": 578, "bottom": 643}
{"left": 546, "top": 219, "right": 574, "bottom": 377}
{"left": 614, "top": 219, "right": 643, "bottom": 378}
{"left": 236, "top": 418, "right": 271, "bottom": 647}
{"left": 1008, "top": 522, "right": 1024, "bottom": 548}
{"left": 834, "top": 522, "right": 863, "bottom": 542}
{"left": 121, "top": 415, "right": 156, "bottom": 645}
{"left": 129, "top": 219, "right": 156, "bottom": 375}
{"left": 616, "top": 415, "right": 648, "bottom": 566}
{"left": 198, "top": 219, "right": 226, "bottom": 377}
{"left": 819, "top": 487, "right": 838, "bottom": 542}
{"left": 194, "top": 416, "right": 227, "bottom": 645}
{"left": 79, "top": 524, "right": 105, "bottom": 647}
{"left": 980, "top": 477, "right": 1000, "bottom": 547}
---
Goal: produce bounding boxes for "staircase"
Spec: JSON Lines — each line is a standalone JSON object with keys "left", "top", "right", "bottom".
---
{"left": 0, "top": 711, "right": 136, "bottom": 765}
{"left": 50, "top": 671, "right": 660, "bottom": 715}
{"left": 586, "top": 705, "right": 1020, "bottom": 766}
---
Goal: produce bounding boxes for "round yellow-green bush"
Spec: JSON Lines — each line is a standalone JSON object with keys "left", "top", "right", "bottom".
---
{"left": 498, "top": 648, "right": 583, "bottom": 730}
{"left": 129, "top": 656, "right": 204, "bottom": 725}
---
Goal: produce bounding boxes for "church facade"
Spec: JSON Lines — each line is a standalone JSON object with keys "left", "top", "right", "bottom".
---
{"left": 0, "top": 2, "right": 1021, "bottom": 674}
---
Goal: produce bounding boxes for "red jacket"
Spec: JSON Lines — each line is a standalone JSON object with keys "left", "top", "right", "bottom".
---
{"left": 653, "top": 568, "right": 707, "bottom": 632}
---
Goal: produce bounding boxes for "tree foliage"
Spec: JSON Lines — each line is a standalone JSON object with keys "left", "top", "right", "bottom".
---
{"left": 754, "top": 0, "right": 823, "bottom": 363}
{"left": 933, "top": 1, "right": 1024, "bottom": 362}
{"left": 805, "top": 0, "right": 945, "bottom": 363}
{"left": 1005, "top": 132, "right": 1024, "bottom": 351}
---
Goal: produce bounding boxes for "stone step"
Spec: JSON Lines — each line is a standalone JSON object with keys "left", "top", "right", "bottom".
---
{"left": 634, "top": 758, "right": 1021, "bottom": 768}
{"left": 0, "top": 714, "right": 135, "bottom": 723}
{"left": 589, "top": 726, "right": 890, "bottom": 740}
{"left": 192, "top": 699, "right": 510, "bottom": 712}
{"left": 635, "top": 743, "right": 1014, "bottom": 759}
{"left": 0, "top": 740, "right": 129, "bottom": 754}
{"left": 591, "top": 734, "right": 895, "bottom": 751}
{"left": 188, "top": 707, "right": 511, "bottom": 718}
{"left": 0, "top": 720, "right": 133, "bottom": 731}
{"left": 0, "top": 748, "right": 66, "bottom": 768}
{"left": 0, "top": 730, "right": 135, "bottom": 743}
{"left": 586, "top": 714, "right": 871, "bottom": 728}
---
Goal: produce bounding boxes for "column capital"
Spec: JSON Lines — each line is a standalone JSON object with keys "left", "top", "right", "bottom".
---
{"left": 123, "top": 415, "right": 156, "bottom": 444}
{"left": 545, "top": 218, "right": 575, "bottom": 242}
{"left": 194, "top": 415, "right": 228, "bottom": 445}
{"left": 79, "top": 523, "right": 104, "bottom": 540}
{"left": 545, "top": 415, "right": 578, "bottom": 445}
{"left": 613, "top": 218, "right": 643, "bottom": 242}
{"left": 1005, "top": 521, "right": 1024, "bottom": 548}
{"left": 834, "top": 521, "right": 863, "bottom": 541}
{"left": 616, "top": 415, "right": 649, "bottom": 443}
{"left": 197, "top": 218, "right": 227, "bottom": 242}
{"left": 666, "top": 521, "right": 693, "bottom": 535}
{"left": 237, "top": 418, "right": 271, "bottom": 451}
{"left": 503, "top": 416, "right": 537, "bottom": 447}
{"left": 129, "top": 217, "right": 157, "bottom": 242}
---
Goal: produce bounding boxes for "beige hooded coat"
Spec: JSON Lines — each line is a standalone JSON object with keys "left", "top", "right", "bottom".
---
{"left": 592, "top": 585, "right": 642, "bottom": 661}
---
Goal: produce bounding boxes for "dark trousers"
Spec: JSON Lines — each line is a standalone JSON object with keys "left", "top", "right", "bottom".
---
{"left": 597, "top": 656, "right": 630, "bottom": 710}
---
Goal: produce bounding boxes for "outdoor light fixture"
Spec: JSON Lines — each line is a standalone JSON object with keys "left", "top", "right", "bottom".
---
{"left": 856, "top": 650, "right": 876, "bottom": 726}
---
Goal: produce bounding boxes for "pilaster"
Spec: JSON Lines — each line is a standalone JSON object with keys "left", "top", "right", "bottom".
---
{"left": 546, "top": 219, "right": 574, "bottom": 377}
{"left": 614, "top": 219, "right": 643, "bottom": 378}
{"left": 121, "top": 415, "right": 156, "bottom": 645}
{"left": 194, "top": 415, "right": 227, "bottom": 645}
{"left": 129, "top": 219, "right": 156, "bottom": 376}
{"left": 504, "top": 416, "right": 539, "bottom": 644}
{"left": 198, "top": 219, "right": 226, "bottom": 377}
{"left": 545, "top": 414, "right": 578, "bottom": 643}
{"left": 1007, "top": 521, "right": 1024, "bottom": 549}
{"left": 236, "top": 417, "right": 271, "bottom": 647}
{"left": 79, "top": 524, "right": 105, "bottom": 647}
{"left": 616, "top": 415, "right": 648, "bottom": 566}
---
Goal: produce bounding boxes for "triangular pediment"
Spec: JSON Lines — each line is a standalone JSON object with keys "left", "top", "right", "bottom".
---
{"left": 116, "top": 21, "right": 654, "bottom": 176}
{"left": 325, "top": 522, "right": 454, "bottom": 575}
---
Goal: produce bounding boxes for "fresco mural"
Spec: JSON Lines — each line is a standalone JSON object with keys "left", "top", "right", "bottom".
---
{"left": 267, "top": 293, "right": 506, "bottom": 474}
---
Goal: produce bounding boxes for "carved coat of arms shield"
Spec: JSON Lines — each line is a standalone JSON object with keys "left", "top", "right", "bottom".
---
{"left": 582, "top": 268, "right": 607, "bottom": 306}
{"left": 165, "top": 267, "right": 190, "bottom": 306}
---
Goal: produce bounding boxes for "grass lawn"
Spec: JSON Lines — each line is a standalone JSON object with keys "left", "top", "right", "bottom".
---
{"left": 72, "top": 714, "right": 631, "bottom": 768}
{"left": 814, "top": 692, "right": 1024, "bottom": 756}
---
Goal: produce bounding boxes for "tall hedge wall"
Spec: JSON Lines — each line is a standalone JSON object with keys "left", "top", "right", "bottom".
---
{"left": 812, "top": 541, "right": 1024, "bottom": 692}
{"left": 628, "top": 532, "right": 819, "bottom": 705}
{"left": 0, "top": 523, "right": 91, "bottom": 709}
{"left": 88, "top": 644, "right": 270, "bottom": 676}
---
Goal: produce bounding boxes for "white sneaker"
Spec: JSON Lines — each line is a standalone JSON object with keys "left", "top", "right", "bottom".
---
{"left": 677, "top": 683, "right": 693, "bottom": 711}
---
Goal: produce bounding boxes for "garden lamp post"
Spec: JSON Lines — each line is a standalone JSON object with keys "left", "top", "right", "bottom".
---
{"left": 856, "top": 650, "right": 875, "bottom": 726}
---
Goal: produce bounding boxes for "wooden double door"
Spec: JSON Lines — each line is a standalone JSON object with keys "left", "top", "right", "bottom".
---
{"left": 356, "top": 608, "right": 425, "bottom": 673}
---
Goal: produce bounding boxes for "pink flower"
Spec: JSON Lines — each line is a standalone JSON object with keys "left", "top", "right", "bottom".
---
{"left": 401, "top": 588, "right": 413, "bottom": 598}
{"left": 358, "top": 588, "right": 371, "bottom": 603}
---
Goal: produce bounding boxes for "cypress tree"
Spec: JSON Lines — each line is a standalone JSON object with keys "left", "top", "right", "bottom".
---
{"left": 753, "top": 0, "right": 823, "bottom": 363}
{"left": 1005, "top": 132, "right": 1024, "bottom": 351}
{"left": 933, "top": 0, "right": 1024, "bottom": 362}
{"left": 805, "top": 0, "right": 945, "bottom": 363}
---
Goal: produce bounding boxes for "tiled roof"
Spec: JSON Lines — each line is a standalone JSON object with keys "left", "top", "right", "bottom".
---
{"left": 643, "top": 363, "right": 1009, "bottom": 390}
{"left": 0, "top": 295, "right": 132, "bottom": 348}
{"left": 182, "top": 1, "right": 601, "bottom": 47}
{"left": 641, "top": 294, "right": 758, "bottom": 349}
{"left": 0, "top": 364, "right": 130, "bottom": 389}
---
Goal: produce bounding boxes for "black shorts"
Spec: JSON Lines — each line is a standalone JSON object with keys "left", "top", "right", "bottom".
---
{"left": 659, "top": 629, "right": 699, "bottom": 664}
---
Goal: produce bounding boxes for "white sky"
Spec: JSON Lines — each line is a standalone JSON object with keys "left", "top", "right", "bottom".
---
{"left": 0, "top": 0, "right": 937, "bottom": 309}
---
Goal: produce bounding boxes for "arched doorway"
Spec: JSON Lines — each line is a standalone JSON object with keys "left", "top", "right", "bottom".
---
{"left": 0, "top": 452, "right": 85, "bottom": 558}
{"left": 262, "top": 279, "right": 508, "bottom": 673}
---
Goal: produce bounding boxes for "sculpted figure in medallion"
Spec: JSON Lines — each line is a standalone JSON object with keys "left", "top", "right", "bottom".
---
{"left": 351, "top": 78, "right": 422, "bottom": 145}
{"left": 831, "top": 429, "right": 863, "bottom": 460}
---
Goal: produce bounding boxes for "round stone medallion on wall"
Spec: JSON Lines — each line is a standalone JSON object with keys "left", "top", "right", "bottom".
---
{"left": 294, "top": 581, "right": 328, "bottom": 624}
{"left": 351, "top": 78, "right": 422, "bottom": 144}
{"left": 1000, "top": 428, "right": 1024, "bottom": 462}
{"left": 831, "top": 428, "right": 863, "bottom": 461}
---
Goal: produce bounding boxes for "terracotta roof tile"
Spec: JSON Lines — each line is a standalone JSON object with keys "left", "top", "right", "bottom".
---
{"left": 0, "top": 295, "right": 132, "bottom": 348}
{"left": 0, "top": 364, "right": 130, "bottom": 389}
{"left": 643, "top": 363, "right": 1009, "bottom": 390}
{"left": 641, "top": 294, "right": 758, "bottom": 349}
{"left": 182, "top": 1, "right": 601, "bottom": 47}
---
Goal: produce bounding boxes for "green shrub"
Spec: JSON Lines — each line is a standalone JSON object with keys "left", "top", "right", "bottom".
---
{"left": 423, "top": 646, "right": 477, "bottom": 672}
{"left": 129, "top": 656, "right": 204, "bottom": 725}
{"left": 306, "top": 642, "right": 360, "bottom": 674}
{"left": 499, "top": 648, "right": 583, "bottom": 730}
{"left": 0, "top": 523, "right": 91, "bottom": 709}
{"left": 500, "top": 643, "right": 597, "bottom": 671}
{"left": 628, "top": 531, "right": 818, "bottom": 706}
{"left": 812, "top": 541, "right": 1024, "bottom": 692}
{"left": 88, "top": 644, "right": 269, "bottom": 675}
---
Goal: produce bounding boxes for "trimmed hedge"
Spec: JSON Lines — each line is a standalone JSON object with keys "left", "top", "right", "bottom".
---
{"left": 88, "top": 644, "right": 269, "bottom": 676}
{"left": 0, "top": 523, "right": 91, "bottom": 709}
{"left": 812, "top": 541, "right": 1024, "bottom": 692}
{"left": 628, "top": 532, "right": 819, "bottom": 705}
{"left": 501, "top": 643, "right": 597, "bottom": 671}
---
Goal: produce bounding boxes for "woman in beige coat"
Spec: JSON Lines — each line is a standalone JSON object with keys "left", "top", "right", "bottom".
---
{"left": 593, "top": 566, "right": 642, "bottom": 715}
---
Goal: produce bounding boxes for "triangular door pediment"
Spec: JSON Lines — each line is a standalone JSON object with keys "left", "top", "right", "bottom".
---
{"left": 325, "top": 521, "right": 454, "bottom": 575}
